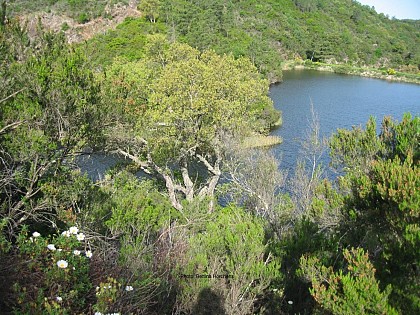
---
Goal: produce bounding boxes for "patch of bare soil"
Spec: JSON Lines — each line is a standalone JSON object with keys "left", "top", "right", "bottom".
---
{"left": 21, "top": 0, "right": 141, "bottom": 43}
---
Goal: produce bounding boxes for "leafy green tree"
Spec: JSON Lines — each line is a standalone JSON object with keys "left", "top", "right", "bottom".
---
{"left": 0, "top": 23, "right": 103, "bottom": 237}
{"left": 138, "top": 0, "right": 161, "bottom": 23}
{"left": 103, "top": 37, "right": 277, "bottom": 212}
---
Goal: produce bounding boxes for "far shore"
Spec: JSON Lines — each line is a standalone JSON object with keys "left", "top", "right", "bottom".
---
{"left": 281, "top": 60, "right": 420, "bottom": 85}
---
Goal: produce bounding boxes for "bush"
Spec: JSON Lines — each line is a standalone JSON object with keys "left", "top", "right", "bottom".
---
{"left": 77, "top": 12, "right": 90, "bottom": 24}
{"left": 175, "top": 206, "right": 282, "bottom": 314}
{"left": 387, "top": 68, "right": 396, "bottom": 75}
{"left": 9, "top": 226, "right": 93, "bottom": 313}
{"left": 299, "top": 248, "right": 397, "bottom": 315}
{"left": 61, "top": 22, "right": 70, "bottom": 31}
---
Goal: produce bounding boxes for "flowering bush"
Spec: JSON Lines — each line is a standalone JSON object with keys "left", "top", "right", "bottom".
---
{"left": 12, "top": 226, "right": 93, "bottom": 314}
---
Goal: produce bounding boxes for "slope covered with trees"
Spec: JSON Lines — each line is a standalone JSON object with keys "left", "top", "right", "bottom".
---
{"left": 1, "top": 1, "right": 419, "bottom": 314}
{"left": 82, "top": 0, "right": 420, "bottom": 82}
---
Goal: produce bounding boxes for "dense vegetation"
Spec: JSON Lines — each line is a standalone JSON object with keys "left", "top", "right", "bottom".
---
{"left": 7, "top": 0, "right": 130, "bottom": 23}
{"left": 1, "top": 1, "right": 419, "bottom": 314}
{"left": 82, "top": 0, "right": 420, "bottom": 82}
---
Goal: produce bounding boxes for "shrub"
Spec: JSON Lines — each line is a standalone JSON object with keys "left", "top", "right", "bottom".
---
{"left": 9, "top": 226, "right": 93, "bottom": 313}
{"left": 61, "top": 22, "right": 70, "bottom": 31}
{"left": 175, "top": 206, "right": 282, "bottom": 314}
{"left": 387, "top": 68, "right": 396, "bottom": 75}
{"left": 77, "top": 12, "right": 90, "bottom": 24}
{"left": 298, "top": 247, "right": 397, "bottom": 315}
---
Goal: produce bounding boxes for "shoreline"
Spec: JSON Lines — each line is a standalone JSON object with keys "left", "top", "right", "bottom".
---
{"left": 280, "top": 60, "right": 420, "bottom": 85}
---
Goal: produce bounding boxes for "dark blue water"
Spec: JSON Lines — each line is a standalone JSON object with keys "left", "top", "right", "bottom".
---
{"left": 269, "top": 70, "right": 420, "bottom": 172}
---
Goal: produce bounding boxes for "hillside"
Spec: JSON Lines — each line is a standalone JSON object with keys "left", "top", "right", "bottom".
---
{"left": 6, "top": 0, "right": 419, "bottom": 82}
{"left": 1, "top": 1, "right": 419, "bottom": 314}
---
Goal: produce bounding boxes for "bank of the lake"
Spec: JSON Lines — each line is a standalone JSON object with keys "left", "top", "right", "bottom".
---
{"left": 270, "top": 69, "right": 420, "bottom": 174}
{"left": 282, "top": 60, "right": 420, "bottom": 85}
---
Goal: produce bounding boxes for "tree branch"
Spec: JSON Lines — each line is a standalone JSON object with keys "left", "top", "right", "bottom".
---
{"left": 116, "top": 148, "right": 151, "bottom": 174}
{"left": 0, "top": 120, "right": 25, "bottom": 135}
{"left": 0, "top": 88, "right": 26, "bottom": 104}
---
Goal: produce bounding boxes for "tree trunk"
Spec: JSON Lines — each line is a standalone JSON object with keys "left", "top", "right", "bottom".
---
{"left": 181, "top": 159, "right": 194, "bottom": 202}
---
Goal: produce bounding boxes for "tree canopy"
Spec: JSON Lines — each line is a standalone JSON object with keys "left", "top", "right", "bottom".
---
{"left": 103, "top": 36, "right": 278, "bottom": 211}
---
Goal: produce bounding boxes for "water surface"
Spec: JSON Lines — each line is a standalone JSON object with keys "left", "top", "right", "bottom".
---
{"left": 269, "top": 70, "right": 420, "bottom": 173}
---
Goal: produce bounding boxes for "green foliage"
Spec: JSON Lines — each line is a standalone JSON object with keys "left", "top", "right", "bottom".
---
{"left": 1, "top": 2, "right": 419, "bottom": 314}
{"left": 77, "top": 12, "right": 89, "bottom": 24}
{"left": 61, "top": 22, "right": 70, "bottom": 31}
{"left": 138, "top": 0, "right": 161, "bottom": 23}
{"left": 299, "top": 247, "right": 397, "bottom": 315}
{"left": 329, "top": 114, "right": 420, "bottom": 314}
{"left": 176, "top": 205, "right": 281, "bottom": 314}
{"left": 104, "top": 171, "right": 179, "bottom": 269}
{"left": 0, "top": 23, "right": 104, "bottom": 236}
{"left": 387, "top": 68, "right": 396, "bottom": 75}
{"left": 10, "top": 226, "right": 93, "bottom": 314}
{"left": 84, "top": 17, "right": 168, "bottom": 68}
{"left": 330, "top": 116, "right": 383, "bottom": 173}
{"left": 94, "top": 277, "right": 122, "bottom": 314}
{"left": 102, "top": 36, "right": 279, "bottom": 210}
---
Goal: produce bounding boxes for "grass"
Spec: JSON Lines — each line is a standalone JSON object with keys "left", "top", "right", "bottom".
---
{"left": 242, "top": 135, "right": 283, "bottom": 149}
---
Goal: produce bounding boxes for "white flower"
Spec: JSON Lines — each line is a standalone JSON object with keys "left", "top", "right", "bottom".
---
{"left": 73, "top": 250, "right": 81, "bottom": 256}
{"left": 76, "top": 233, "right": 85, "bottom": 241}
{"left": 32, "top": 232, "right": 41, "bottom": 238}
{"left": 47, "top": 244, "right": 56, "bottom": 251}
{"left": 69, "top": 226, "right": 79, "bottom": 234}
{"left": 29, "top": 237, "right": 34, "bottom": 243}
{"left": 125, "top": 285, "right": 134, "bottom": 292}
{"left": 288, "top": 300, "right": 293, "bottom": 305}
{"left": 57, "top": 248, "right": 63, "bottom": 252}
{"left": 56, "top": 296, "right": 62, "bottom": 302}
{"left": 85, "top": 250, "right": 92, "bottom": 258}
{"left": 57, "top": 260, "right": 68, "bottom": 269}
{"left": 94, "top": 312, "right": 102, "bottom": 315}
{"left": 62, "top": 230, "right": 71, "bottom": 237}
{"left": 95, "top": 286, "right": 100, "bottom": 291}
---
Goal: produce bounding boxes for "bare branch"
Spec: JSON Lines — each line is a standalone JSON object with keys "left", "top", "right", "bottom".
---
{"left": 0, "top": 120, "right": 25, "bottom": 135}
{"left": 115, "top": 148, "right": 151, "bottom": 174}
{"left": 0, "top": 88, "right": 25, "bottom": 104}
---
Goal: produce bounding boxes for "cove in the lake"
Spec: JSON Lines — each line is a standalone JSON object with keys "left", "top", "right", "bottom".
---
{"left": 79, "top": 70, "right": 420, "bottom": 180}
{"left": 269, "top": 70, "right": 420, "bottom": 174}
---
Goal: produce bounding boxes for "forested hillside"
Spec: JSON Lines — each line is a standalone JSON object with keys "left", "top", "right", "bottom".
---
{"left": 80, "top": 0, "right": 420, "bottom": 82}
{"left": 6, "top": 0, "right": 420, "bottom": 82}
{"left": 1, "top": 1, "right": 419, "bottom": 314}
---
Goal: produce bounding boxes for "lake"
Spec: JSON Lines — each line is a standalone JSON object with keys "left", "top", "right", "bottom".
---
{"left": 269, "top": 70, "right": 420, "bottom": 174}
{"left": 79, "top": 70, "right": 420, "bottom": 180}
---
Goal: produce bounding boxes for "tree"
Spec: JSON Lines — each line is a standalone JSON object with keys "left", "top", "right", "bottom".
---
{"left": 103, "top": 37, "right": 276, "bottom": 212}
{"left": 138, "top": 0, "right": 161, "bottom": 23}
{"left": 0, "top": 23, "right": 103, "bottom": 236}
